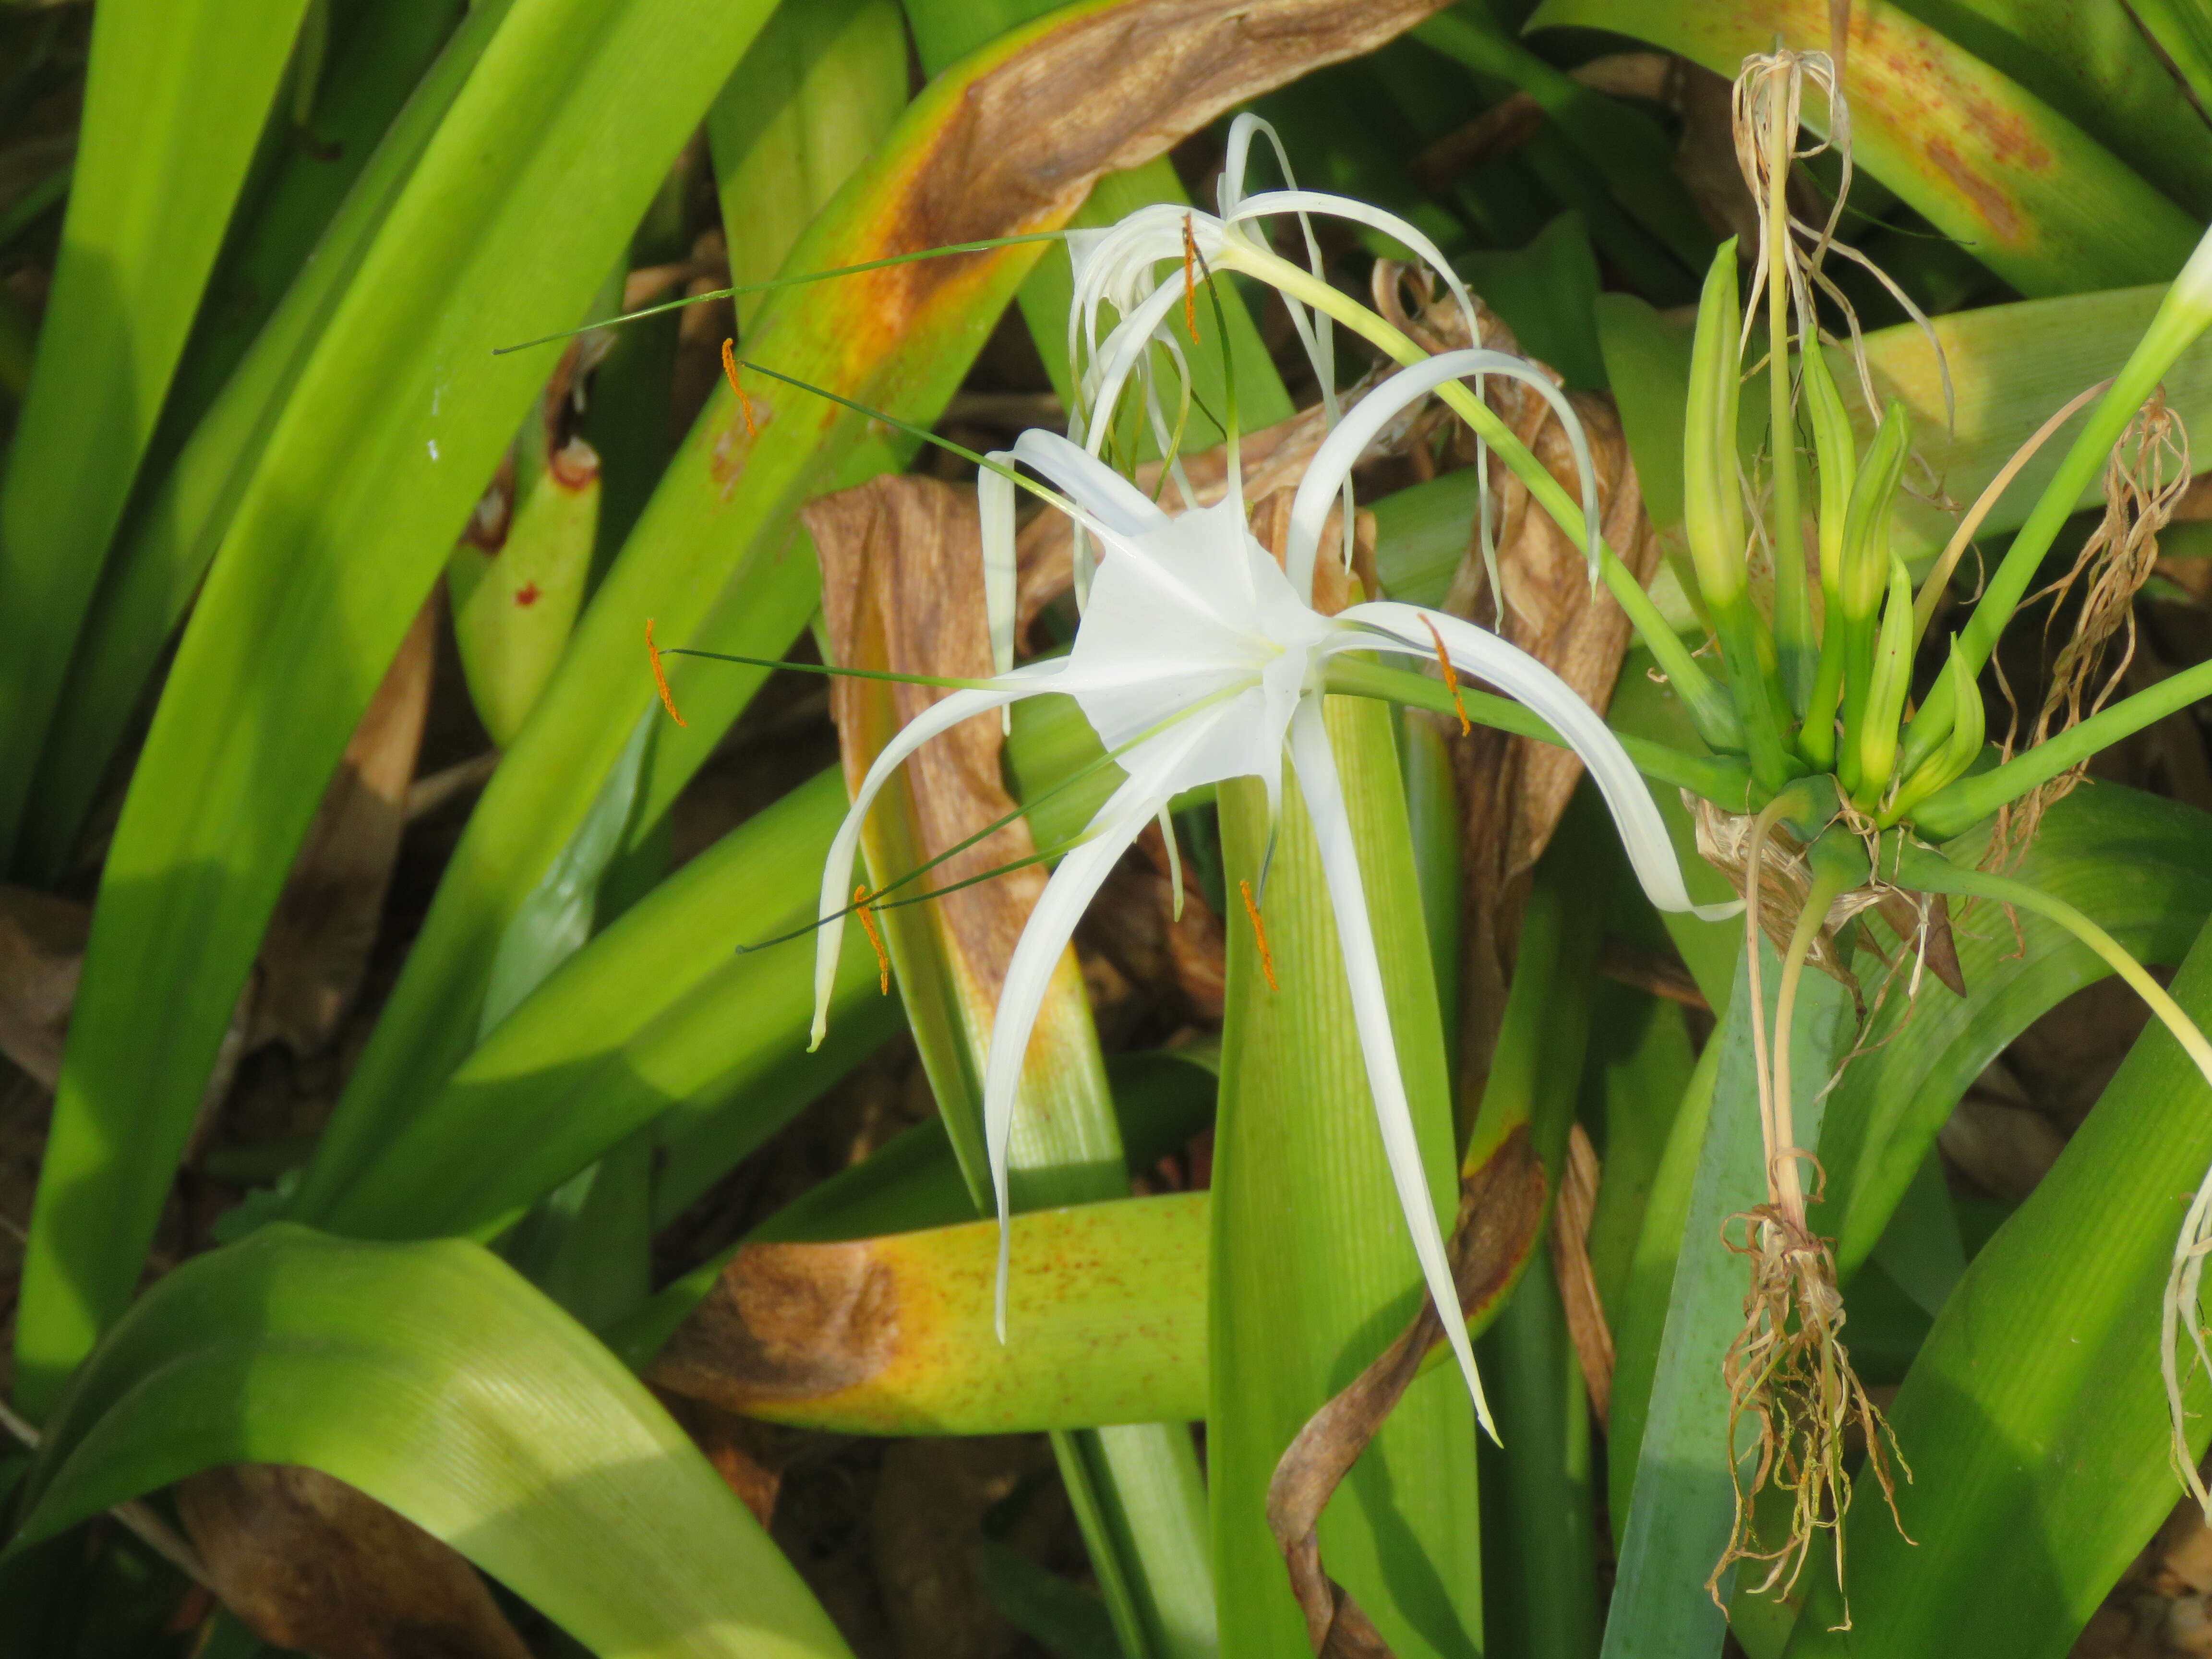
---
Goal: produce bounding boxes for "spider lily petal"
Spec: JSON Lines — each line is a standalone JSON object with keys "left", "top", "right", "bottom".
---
{"left": 980, "top": 707, "right": 1235, "bottom": 1334}
{"left": 1331, "top": 601, "right": 1740, "bottom": 925}
{"left": 1285, "top": 347, "right": 1600, "bottom": 600}
{"left": 1286, "top": 694, "right": 1499, "bottom": 1438}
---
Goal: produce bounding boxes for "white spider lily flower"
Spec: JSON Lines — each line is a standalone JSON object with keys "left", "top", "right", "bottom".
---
{"left": 1054, "top": 113, "right": 1494, "bottom": 608}
{"left": 810, "top": 359, "right": 1734, "bottom": 1439}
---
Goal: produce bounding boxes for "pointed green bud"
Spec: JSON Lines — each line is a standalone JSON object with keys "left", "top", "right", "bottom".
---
{"left": 1853, "top": 557, "right": 1917, "bottom": 807}
{"left": 1839, "top": 400, "right": 1910, "bottom": 626}
{"left": 1683, "top": 239, "right": 1747, "bottom": 609}
{"left": 1887, "top": 637, "right": 1987, "bottom": 822}
{"left": 1801, "top": 340, "right": 1857, "bottom": 612}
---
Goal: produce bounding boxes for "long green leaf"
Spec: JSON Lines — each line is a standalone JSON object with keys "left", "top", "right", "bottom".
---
{"left": 17, "top": 0, "right": 785, "bottom": 1416}
{"left": 1883, "top": 0, "right": 2212, "bottom": 217}
{"left": 23, "top": 0, "right": 503, "bottom": 876}
{"left": 12, "top": 1226, "right": 852, "bottom": 1659}
{"left": 1819, "top": 783, "right": 2212, "bottom": 1279}
{"left": 1788, "top": 911, "right": 2212, "bottom": 1658}
{"left": 0, "top": 0, "right": 313, "bottom": 853}
{"left": 1211, "top": 699, "right": 1482, "bottom": 1659}
{"left": 305, "top": 768, "right": 890, "bottom": 1241}
{"left": 1527, "top": 0, "right": 2199, "bottom": 297}
{"left": 1601, "top": 943, "right": 1852, "bottom": 1659}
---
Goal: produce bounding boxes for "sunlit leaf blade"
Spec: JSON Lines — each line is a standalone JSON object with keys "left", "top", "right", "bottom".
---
{"left": 648, "top": 1195, "right": 1210, "bottom": 1433}
{"left": 0, "top": 0, "right": 313, "bottom": 855}
{"left": 1904, "top": 0, "right": 2212, "bottom": 217}
{"left": 1526, "top": 0, "right": 2199, "bottom": 297}
{"left": 17, "top": 0, "right": 786, "bottom": 1415}
{"left": 22, "top": 0, "right": 506, "bottom": 878}
{"left": 12, "top": 1226, "right": 854, "bottom": 1659}
{"left": 1819, "top": 784, "right": 2212, "bottom": 1280}
{"left": 306, "top": 770, "right": 890, "bottom": 1242}
{"left": 1211, "top": 699, "right": 1482, "bottom": 1659}
{"left": 1788, "top": 912, "right": 2212, "bottom": 1659}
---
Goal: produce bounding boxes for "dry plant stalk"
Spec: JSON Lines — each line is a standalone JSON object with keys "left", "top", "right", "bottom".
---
{"left": 1990, "top": 392, "right": 2191, "bottom": 865}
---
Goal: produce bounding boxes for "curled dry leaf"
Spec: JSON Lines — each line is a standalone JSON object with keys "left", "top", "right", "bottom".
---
{"left": 250, "top": 599, "right": 437, "bottom": 1057}
{"left": 1428, "top": 313, "right": 1660, "bottom": 1083}
{"left": 1266, "top": 1126, "right": 1546, "bottom": 1659}
{"left": 176, "top": 1464, "right": 530, "bottom": 1659}
{"left": 1550, "top": 1120, "right": 1615, "bottom": 1426}
{"left": 805, "top": 474, "right": 1055, "bottom": 1027}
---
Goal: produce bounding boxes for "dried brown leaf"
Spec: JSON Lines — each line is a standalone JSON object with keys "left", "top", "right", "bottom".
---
{"left": 1444, "top": 371, "right": 1658, "bottom": 1084}
{"left": 650, "top": 1238, "right": 898, "bottom": 1416}
{"left": 1549, "top": 1121, "right": 1615, "bottom": 1426}
{"left": 0, "top": 883, "right": 87, "bottom": 1088}
{"left": 806, "top": 475, "right": 1048, "bottom": 1018}
{"left": 176, "top": 1464, "right": 530, "bottom": 1659}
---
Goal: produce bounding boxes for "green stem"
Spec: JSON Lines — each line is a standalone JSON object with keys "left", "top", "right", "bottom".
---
{"left": 1902, "top": 227, "right": 2212, "bottom": 775}
{"left": 1230, "top": 240, "right": 1743, "bottom": 751}
{"left": 1909, "top": 657, "right": 2212, "bottom": 839}
{"left": 1887, "top": 841, "right": 2212, "bottom": 1091}
{"left": 1322, "top": 656, "right": 1753, "bottom": 807}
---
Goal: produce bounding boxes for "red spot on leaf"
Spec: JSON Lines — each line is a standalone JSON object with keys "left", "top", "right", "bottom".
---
{"left": 515, "top": 582, "right": 541, "bottom": 607}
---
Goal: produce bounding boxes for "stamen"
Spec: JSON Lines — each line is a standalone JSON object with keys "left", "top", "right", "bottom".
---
{"left": 721, "top": 338, "right": 758, "bottom": 438}
{"left": 1238, "top": 879, "right": 1279, "bottom": 992}
{"left": 854, "top": 885, "right": 890, "bottom": 994}
{"left": 1182, "top": 215, "right": 1202, "bottom": 345}
{"left": 645, "top": 618, "right": 688, "bottom": 727}
{"left": 1419, "top": 614, "right": 1471, "bottom": 735}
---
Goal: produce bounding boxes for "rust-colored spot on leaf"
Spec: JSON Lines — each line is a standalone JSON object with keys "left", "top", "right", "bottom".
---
{"left": 1267, "top": 1125, "right": 1546, "bottom": 1656}
{"left": 513, "top": 582, "right": 541, "bottom": 608}
{"left": 1238, "top": 879, "right": 1279, "bottom": 992}
{"left": 1922, "top": 137, "right": 2024, "bottom": 244}
{"left": 645, "top": 618, "right": 688, "bottom": 729}
{"left": 649, "top": 1240, "right": 901, "bottom": 1410}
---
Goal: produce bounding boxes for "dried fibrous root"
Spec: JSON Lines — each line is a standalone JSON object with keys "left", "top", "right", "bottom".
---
{"left": 1692, "top": 795, "right": 1877, "bottom": 993}
{"left": 1991, "top": 390, "right": 2191, "bottom": 866}
{"left": 1709, "top": 1199, "right": 1910, "bottom": 1620}
{"left": 1730, "top": 46, "right": 1953, "bottom": 440}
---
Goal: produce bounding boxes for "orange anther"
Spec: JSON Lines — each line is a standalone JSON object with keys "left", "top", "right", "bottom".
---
{"left": 1181, "top": 216, "right": 1201, "bottom": 345}
{"left": 1238, "top": 879, "right": 1278, "bottom": 992}
{"left": 1420, "top": 614, "right": 1471, "bottom": 736}
{"left": 721, "top": 338, "right": 758, "bottom": 438}
{"left": 645, "top": 617, "right": 688, "bottom": 728}
{"left": 854, "top": 885, "right": 890, "bottom": 994}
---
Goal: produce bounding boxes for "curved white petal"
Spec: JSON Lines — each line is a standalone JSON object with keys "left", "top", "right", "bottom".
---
{"left": 1286, "top": 697, "right": 1497, "bottom": 1440}
{"left": 982, "top": 709, "right": 1227, "bottom": 1334}
{"left": 1226, "top": 189, "right": 1479, "bottom": 345}
{"left": 1335, "top": 602, "right": 1739, "bottom": 923}
{"left": 980, "top": 454, "right": 1018, "bottom": 680}
{"left": 812, "top": 684, "right": 1033, "bottom": 1048}
{"left": 1286, "top": 350, "right": 1599, "bottom": 600}
{"left": 1007, "top": 428, "right": 1168, "bottom": 541}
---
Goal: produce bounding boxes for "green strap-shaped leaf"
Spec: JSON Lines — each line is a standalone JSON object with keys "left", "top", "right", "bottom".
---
{"left": 1211, "top": 700, "right": 1482, "bottom": 1659}
{"left": 1820, "top": 784, "right": 2212, "bottom": 1279}
{"left": 1602, "top": 942, "right": 1853, "bottom": 1659}
{"left": 12, "top": 1226, "right": 853, "bottom": 1659}
{"left": 0, "top": 0, "right": 314, "bottom": 853}
{"left": 17, "top": 0, "right": 786, "bottom": 1416}
{"left": 1525, "top": 0, "right": 2199, "bottom": 297}
{"left": 23, "top": 0, "right": 501, "bottom": 877}
{"left": 1787, "top": 913, "right": 2212, "bottom": 1658}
